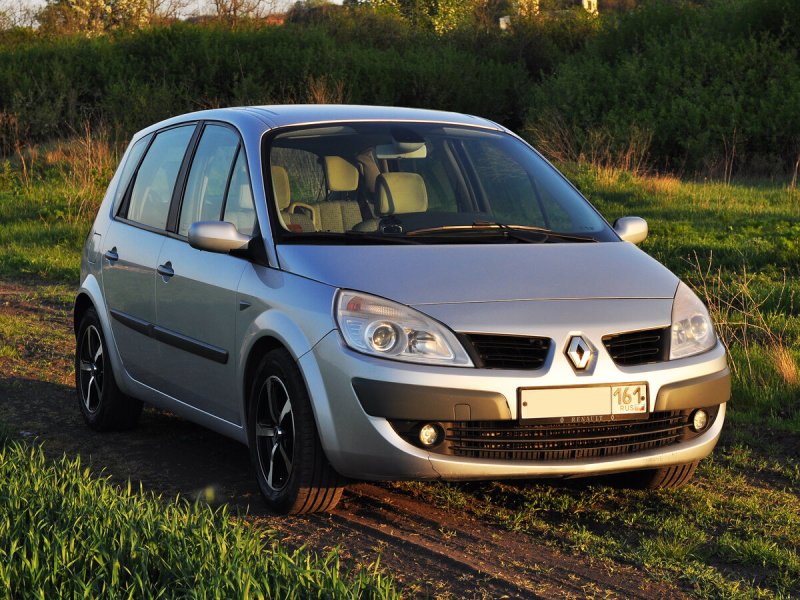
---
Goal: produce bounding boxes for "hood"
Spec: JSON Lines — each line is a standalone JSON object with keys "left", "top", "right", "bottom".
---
{"left": 276, "top": 242, "right": 679, "bottom": 306}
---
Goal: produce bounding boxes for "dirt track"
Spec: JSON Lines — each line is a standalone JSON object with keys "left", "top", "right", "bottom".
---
{"left": 0, "top": 281, "right": 690, "bottom": 598}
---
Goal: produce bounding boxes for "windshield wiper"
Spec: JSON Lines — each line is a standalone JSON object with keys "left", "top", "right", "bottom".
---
{"left": 406, "top": 222, "right": 598, "bottom": 243}
{"left": 281, "top": 231, "right": 421, "bottom": 245}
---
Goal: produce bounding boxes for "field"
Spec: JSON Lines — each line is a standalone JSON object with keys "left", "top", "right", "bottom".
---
{"left": 1, "top": 137, "right": 798, "bottom": 598}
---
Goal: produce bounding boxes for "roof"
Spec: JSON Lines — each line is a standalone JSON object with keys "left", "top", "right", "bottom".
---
{"left": 133, "top": 105, "right": 504, "bottom": 142}
{"left": 239, "top": 104, "right": 503, "bottom": 130}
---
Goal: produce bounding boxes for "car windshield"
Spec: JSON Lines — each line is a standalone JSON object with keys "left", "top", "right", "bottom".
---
{"left": 266, "top": 122, "right": 616, "bottom": 244}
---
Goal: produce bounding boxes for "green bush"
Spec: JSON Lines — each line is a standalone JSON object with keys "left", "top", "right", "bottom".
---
{"left": 0, "top": 22, "right": 530, "bottom": 145}
{"left": 0, "top": 437, "right": 398, "bottom": 598}
{"left": 526, "top": 0, "right": 800, "bottom": 176}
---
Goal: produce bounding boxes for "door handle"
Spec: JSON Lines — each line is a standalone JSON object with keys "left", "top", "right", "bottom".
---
{"left": 104, "top": 247, "right": 119, "bottom": 263}
{"left": 157, "top": 261, "right": 175, "bottom": 280}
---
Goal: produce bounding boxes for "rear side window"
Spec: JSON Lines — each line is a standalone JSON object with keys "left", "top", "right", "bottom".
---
{"left": 178, "top": 125, "right": 240, "bottom": 237}
{"left": 125, "top": 125, "right": 194, "bottom": 230}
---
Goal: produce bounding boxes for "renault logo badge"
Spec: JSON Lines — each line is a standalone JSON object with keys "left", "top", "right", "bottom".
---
{"left": 566, "top": 336, "right": 594, "bottom": 370}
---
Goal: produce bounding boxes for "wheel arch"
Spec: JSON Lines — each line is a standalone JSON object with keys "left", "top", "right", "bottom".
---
{"left": 73, "top": 275, "right": 128, "bottom": 393}
{"left": 73, "top": 292, "right": 95, "bottom": 335}
{"left": 242, "top": 335, "right": 286, "bottom": 418}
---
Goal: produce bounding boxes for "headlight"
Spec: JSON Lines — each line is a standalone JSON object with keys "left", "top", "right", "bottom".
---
{"left": 335, "top": 290, "right": 473, "bottom": 366}
{"left": 670, "top": 282, "right": 717, "bottom": 360}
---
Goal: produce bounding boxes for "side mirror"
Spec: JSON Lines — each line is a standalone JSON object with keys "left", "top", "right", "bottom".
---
{"left": 188, "top": 221, "right": 251, "bottom": 253}
{"left": 613, "top": 216, "right": 648, "bottom": 245}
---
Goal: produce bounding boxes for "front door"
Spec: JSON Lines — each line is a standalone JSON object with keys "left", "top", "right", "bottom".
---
{"left": 152, "top": 239, "right": 247, "bottom": 423}
{"left": 151, "top": 123, "right": 256, "bottom": 424}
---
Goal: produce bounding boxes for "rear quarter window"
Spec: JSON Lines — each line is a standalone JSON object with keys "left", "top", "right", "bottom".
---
{"left": 112, "top": 134, "right": 150, "bottom": 213}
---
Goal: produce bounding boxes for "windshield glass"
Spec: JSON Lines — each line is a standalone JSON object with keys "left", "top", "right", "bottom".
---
{"left": 266, "top": 122, "right": 616, "bottom": 244}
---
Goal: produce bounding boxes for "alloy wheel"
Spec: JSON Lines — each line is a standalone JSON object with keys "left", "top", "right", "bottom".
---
{"left": 255, "top": 375, "right": 295, "bottom": 491}
{"left": 78, "top": 324, "right": 104, "bottom": 413}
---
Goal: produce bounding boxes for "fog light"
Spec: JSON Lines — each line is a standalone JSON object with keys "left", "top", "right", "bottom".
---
{"left": 692, "top": 409, "right": 709, "bottom": 432}
{"left": 419, "top": 423, "right": 440, "bottom": 447}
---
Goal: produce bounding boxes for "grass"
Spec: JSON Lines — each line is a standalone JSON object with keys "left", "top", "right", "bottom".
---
{"left": 391, "top": 166, "right": 800, "bottom": 598}
{"left": 0, "top": 129, "right": 116, "bottom": 284}
{"left": 2, "top": 136, "right": 799, "bottom": 597}
{"left": 396, "top": 445, "right": 800, "bottom": 598}
{"left": 568, "top": 166, "right": 800, "bottom": 448}
{"left": 0, "top": 435, "right": 399, "bottom": 598}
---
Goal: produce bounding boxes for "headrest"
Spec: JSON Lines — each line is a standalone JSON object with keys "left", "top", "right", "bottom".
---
{"left": 376, "top": 173, "right": 428, "bottom": 215}
{"left": 237, "top": 182, "right": 253, "bottom": 209}
{"left": 271, "top": 166, "right": 291, "bottom": 210}
{"left": 323, "top": 156, "right": 359, "bottom": 192}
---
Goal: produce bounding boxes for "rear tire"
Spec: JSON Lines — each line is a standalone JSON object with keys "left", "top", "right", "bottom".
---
{"left": 617, "top": 461, "right": 699, "bottom": 490}
{"left": 75, "top": 307, "right": 142, "bottom": 431}
{"left": 248, "top": 348, "right": 344, "bottom": 514}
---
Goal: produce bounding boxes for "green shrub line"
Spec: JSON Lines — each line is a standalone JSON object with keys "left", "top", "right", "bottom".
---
{"left": 2, "top": 0, "right": 800, "bottom": 177}
{"left": 0, "top": 22, "right": 529, "bottom": 149}
{"left": 0, "top": 434, "right": 399, "bottom": 598}
{"left": 527, "top": 0, "right": 800, "bottom": 176}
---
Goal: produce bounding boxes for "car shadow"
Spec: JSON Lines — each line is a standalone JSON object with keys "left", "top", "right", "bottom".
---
{"left": 1, "top": 376, "right": 269, "bottom": 514}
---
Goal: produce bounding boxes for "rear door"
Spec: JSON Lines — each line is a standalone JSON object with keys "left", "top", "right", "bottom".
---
{"left": 152, "top": 123, "right": 256, "bottom": 424}
{"left": 102, "top": 124, "right": 197, "bottom": 384}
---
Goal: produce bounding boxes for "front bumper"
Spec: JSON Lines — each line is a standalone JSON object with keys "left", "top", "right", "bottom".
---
{"left": 302, "top": 331, "right": 729, "bottom": 481}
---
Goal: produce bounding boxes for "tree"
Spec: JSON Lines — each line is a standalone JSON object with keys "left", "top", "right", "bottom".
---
{"left": 0, "top": 0, "right": 37, "bottom": 28}
{"left": 212, "top": 0, "right": 277, "bottom": 20}
{"left": 36, "top": 0, "right": 208, "bottom": 33}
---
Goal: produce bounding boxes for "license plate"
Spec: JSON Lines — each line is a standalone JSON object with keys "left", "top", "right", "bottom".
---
{"left": 519, "top": 384, "right": 648, "bottom": 422}
{"left": 611, "top": 384, "right": 648, "bottom": 415}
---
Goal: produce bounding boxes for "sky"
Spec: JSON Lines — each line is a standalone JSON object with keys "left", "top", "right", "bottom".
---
{"left": 3, "top": 0, "right": 344, "bottom": 22}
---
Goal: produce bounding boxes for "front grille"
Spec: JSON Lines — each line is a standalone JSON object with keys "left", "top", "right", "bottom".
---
{"left": 602, "top": 327, "right": 670, "bottom": 366}
{"left": 444, "top": 411, "right": 698, "bottom": 461}
{"left": 464, "top": 334, "right": 551, "bottom": 370}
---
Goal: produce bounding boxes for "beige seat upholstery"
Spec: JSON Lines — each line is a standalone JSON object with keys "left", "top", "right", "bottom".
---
{"left": 272, "top": 165, "right": 291, "bottom": 211}
{"left": 376, "top": 172, "right": 428, "bottom": 214}
{"left": 323, "top": 156, "right": 359, "bottom": 192}
{"left": 316, "top": 202, "right": 363, "bottom": 232}
{"left": 272, "top": 165, "right": 315, "bottom": 232}
{"left": 315, "top": 156, "right": 363, "bottom": 233}
{"left": 354, "top": 172, "right": 428, "bottom": 232}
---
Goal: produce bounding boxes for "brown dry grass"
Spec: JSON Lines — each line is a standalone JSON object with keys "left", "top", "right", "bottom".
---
{"left": 773, "top": 344, "right": 799, "bottom": 387}
{"left": 305, "top": 75, "right": 348, "bottom": 104}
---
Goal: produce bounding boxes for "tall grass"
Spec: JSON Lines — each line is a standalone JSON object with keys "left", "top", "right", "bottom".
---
{"left": 0, "top": 437, "right": 399, "bottom": 598}
{"left": 0, "top": 130, "right": 118, "bottom": 282}
{"left": 569, "top": 164, "right": 800, "bottom": 442}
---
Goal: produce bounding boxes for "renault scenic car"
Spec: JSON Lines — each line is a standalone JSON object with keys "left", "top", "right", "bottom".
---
{"left": 75, "top": 105, "right": 730, "bottom": 514}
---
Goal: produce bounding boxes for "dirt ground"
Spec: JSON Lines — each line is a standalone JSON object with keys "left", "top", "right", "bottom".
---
{"left": 0, "top": 281, "right": 691, "bottom": 599}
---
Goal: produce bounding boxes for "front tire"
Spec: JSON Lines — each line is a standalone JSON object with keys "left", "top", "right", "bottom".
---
{"left": 617, "top": 461, "right": 699, "bottom": 489}
{"left": 248, "top": 348, "right": 344, "bottom": 514}
{"left": 75, "top": 307, "right": 142, "bottom": 431}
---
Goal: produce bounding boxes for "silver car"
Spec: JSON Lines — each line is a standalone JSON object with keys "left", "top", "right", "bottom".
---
{"left": 75, "top": 105, "right": 730, "bottom": 514}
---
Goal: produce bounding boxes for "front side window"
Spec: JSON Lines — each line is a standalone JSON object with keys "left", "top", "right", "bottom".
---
{"left": 125, "top": 125, "right": 195, "bottom": 230}
{"left": 265, "top": 122, "right": 615, "bottom": 244}
{"left": 222, "top": 150, "right": 256, "bottom": 236}
{"left": 178, "top": 125, "right": 239, "bottom": 237}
